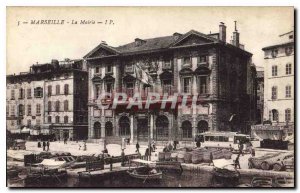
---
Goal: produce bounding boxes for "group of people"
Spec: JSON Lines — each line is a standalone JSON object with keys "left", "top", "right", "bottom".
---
{"left": 37, "top": 141, "right": 50, "bottom": 151}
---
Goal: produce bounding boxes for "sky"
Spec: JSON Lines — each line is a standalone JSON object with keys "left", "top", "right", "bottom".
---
{"left": 6, "top": 6, "right": 294, "bottom": 74}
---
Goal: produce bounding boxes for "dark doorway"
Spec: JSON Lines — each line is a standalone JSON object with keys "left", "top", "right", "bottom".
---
{"left": 137, "top": 118, "right": 148, "bottom": 141}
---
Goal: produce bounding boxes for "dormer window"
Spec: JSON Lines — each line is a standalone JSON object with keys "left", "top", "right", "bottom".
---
{"left": 271, "top": 49, "right": 278, "bottom": 58}
{"left": 285, "top": 47, "right": 293, "bottom": 56}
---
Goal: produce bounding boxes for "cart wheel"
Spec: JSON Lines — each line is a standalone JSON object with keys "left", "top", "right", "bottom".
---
{"left": 273, "top": 163, "right": 282, "bottom": 171}
{"left": 261, "top": 162, "right": 270, "bottom": 170}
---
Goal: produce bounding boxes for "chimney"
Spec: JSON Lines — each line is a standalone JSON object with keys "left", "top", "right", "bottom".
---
{"left": 101, "top": 41, "right": 107, "bottom": 45}
{"left": 219, "top": 22, "right": 226, "bottom": 42}
{"left": 232, "top": 21, "right": 240, "bottom": 47}
{"left": 173, "top": 32, "right": 182, "bottom": 40}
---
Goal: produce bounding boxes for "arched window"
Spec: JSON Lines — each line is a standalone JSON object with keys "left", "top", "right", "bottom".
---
{"left": 48, "top": 101, "right": 52, "bottom": 112}
{"left": 105, "top": 121, "right": 113, "bottom": 136}
{"left": 286, "top": 63, "right": 292, "bottom": 75}
{"left": 56, "top": 85, "right": 60, "bottom": 95}
{"left": 197, "top": 120, "right": 209, "bottom": 134}
{"left": 182, "top": 120, "right": 192, "bottom": 138}
{"left": 285, "top": 109, "right": 291, "bottom": 122}
{"left": 64, "top": 100, "right": 69, "bottom": 111}
{"left": 271, "top": 109, "right": 279, "bottom": 122}
{"left": 119, "top": 116, "right": 130, "bottom": 136}
{"left": 156, "top": 116, "right": 169, "bottom": 139}
{"left": 64, "top": 84, "right": 69, "bottom": 95}
{"left": 55, "top": 101, "right": 60, "bottom": 112}
{"left": 64, "top": 116, "right": 68, "bottom": 123}
{"left": 94, "top": 122, "right": 101, "bottom": 139}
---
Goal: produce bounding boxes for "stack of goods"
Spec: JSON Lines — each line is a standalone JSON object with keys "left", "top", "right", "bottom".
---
{"left": 191, "top": 149, "right": 205, "bottom": 164}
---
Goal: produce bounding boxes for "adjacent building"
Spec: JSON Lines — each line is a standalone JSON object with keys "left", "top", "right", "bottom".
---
{"left": 262, "top": 31, "right": 294, "bottom": 126}
{"left": 85, "top": 22, "right": 257, "bottom": 144}
{"left": 256, "top": 70, "right": 264, "bottom": 124}
{"left": 6, "top": 59, "right": 89, "bottom": 140}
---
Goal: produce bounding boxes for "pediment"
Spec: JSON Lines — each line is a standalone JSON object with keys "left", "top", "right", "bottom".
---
{"left": 84, "top": 44, "right": 119, "bottom": 58}
{"left": 172, "top": 30, "right": 215, "bottom": 47}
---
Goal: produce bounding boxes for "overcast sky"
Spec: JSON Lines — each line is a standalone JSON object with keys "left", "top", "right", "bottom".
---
{"left": 7, "top": 6, "right": 294, "bottom": 74}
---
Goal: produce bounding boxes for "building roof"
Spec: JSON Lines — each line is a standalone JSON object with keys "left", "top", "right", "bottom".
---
{"left": 262, "top": 41, "right": 294, "bottom": 51}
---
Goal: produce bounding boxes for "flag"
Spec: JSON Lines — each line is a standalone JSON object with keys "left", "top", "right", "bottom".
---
{"left": 134, "top": 63, "right": 153, "bottom": 86}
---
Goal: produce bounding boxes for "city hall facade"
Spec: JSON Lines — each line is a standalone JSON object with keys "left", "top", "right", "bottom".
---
{"left": 85, "top": 23, "right": 257, "bottom": 144}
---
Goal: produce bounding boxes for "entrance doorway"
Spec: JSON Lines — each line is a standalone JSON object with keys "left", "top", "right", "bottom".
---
{"left": 137, "top": 118, "right": 148, "bottom": 141}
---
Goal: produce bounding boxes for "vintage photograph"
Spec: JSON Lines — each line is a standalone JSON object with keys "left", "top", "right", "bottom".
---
{"left": 6, "top": 6, "right": 294, "bottom": 188}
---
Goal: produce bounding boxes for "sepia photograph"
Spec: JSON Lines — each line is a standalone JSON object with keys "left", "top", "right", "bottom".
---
{"left": 5, "top": 6, "right": 295, "bottom": 188}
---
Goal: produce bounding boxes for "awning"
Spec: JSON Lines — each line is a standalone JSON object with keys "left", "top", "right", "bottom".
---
{"left": 21, "top": 127, "right": 30, "bottom": 133}
{"left": 30, "top": 129, "right": 40, "bottom": 136}
{"left": 41, "top": 129, "right": 50, "bottom": 135}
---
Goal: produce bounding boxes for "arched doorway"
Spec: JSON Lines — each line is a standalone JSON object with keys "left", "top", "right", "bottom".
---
{"left": 105, "top": 121, "right": 113, "bottom": 136}
{"left": 94, "top": 122, "right": 101, "bottom": 139}
{"left": 197, "top": 120, "right": 209, "bottom": 134}
{"left": 182, "top": 121, "right": 192, "bottom": 139}
{"left": 119, "top": 116, "right": 130, "bottom": 136}
{"left": 156, "top": 116, "right": 169, "bottom": 140}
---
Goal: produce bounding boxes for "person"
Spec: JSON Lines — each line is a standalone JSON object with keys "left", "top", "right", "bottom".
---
{"left": 83, "top": 141, "right": 87, "bottom": 151}
{"left": 152, "top": 140, "right": 156, "bottom": 152}
{"left": 234, "top": 153, "right": 241, "bottom": 169}
{"left": 208, "top": 152, "right": 214, "bottom": 166}
{"left": 46, "top": 141, "right": 50, "bottom": 151}
{"left": 168, "top": 142, "right": 173, "bottom": 152}
{"left": 145, "top": 148, "right": 150, "bottom": 161}
{"left": 136, "top": 142, "right": 140, "bottom": 153}
{"left": 238, "top": 141, "right": 244, "bottom": 156}
{"left": 173, "top": 140, "right": 178, "bottom": 150}
{"left": 103, "top": 148, "right": 108, "bottom": 154}
{"left": 229, "top": 144, "right": 233, "bottom": 152}
{"left": 37, "top": 141, "right": 41, "bottom": 148}
{"left": 42, "top": 141, "right": 46, "bottom": 151}
{"left": 251, "top": 147, "right": 256, "bottom": 157}
{"left": 78, "top": 143, "right": 81, "bottom": 150}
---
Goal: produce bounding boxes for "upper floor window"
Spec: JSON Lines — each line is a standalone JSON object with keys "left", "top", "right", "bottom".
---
{"left": 285, "top": 47, "right": 293, "bottom": 56}
{"left": 271, "top": 86, "right": 277, "bottom": 100}
{"left": 272, "top": 109, "right": 279, "bottom": 122}
{"left": 64, "top": 116, "right": 69, "bottom": 124}
{"left": 36, "top": 119, "right": 41, "bottom": 125}
{"left": 56, "top": 85, "right": 60, "bottom": 95}
{"left": 285, "top": 109, "right": 291, "bottom": 122}
{"left": 27, "top": 120, "right": 31, "bottom": 127}
{"left": 55, "top": 116, "right": 60, "bottom": 124}
{"left": 27, "top": 88, "right": 32, "bottom": 98}
{"left": 55, "top": 101, "right": 60, "bottom": 112}
{"left": 64, "top": 84, "right": 69, "bottom": 95}
{"left": 286, "top": 85, "right": 292, "bottom": 98}
{"left": 18, "top": 104, "right": 24, "bottom": 116}
{"left": 197, "top": 55, "right": 208, "bottom": 64}
{"left": 27, "top": 104, "right": 31, "bottom": 115}
{"left": 11, "top": 106, "right": 15, "bottom": 116}
{"left": 11, "top": 90, "right": 15, "bottom": 100}
{"left": 183, "top": 57, "right": 191, "bottom": 67}
{"left": 126, "top": 82, "right": 134, "bottom": 97}
{"left": 95, "top": 67, "right": 100, "bottom": 74}
{"left": 271, "top": 49, "right": 278, "bottom": 58}
{"left": 36, "top": 104, "right": 41, "bottom": 115}
{"left": 48, "top": 85, "right": 52, "bottom": 96}
{"left": 272, "top": 65, "right": 277, "bottom": 76}
{"left": 106, "top": 65, "right": 112, "bottom": 73}
{"left": 19, "top": 88, "right": 24, "bottom": 99}
{"left": 34, "top": 87, "right": 43, "bottom": 98}
{"left": 199, "top": 76, "right": 208, "bottom": 94}
{"left": 183, "top": 77, "right": 191, "bottom": 93}
{"left": 106, "top": 82, "right": 113, "bottom": 94}
{"left": 48, "top": 116, "right": 52, "bottom": 123}
{"left": 286, "top": 63, "right": 292, "bottom": 75}
{"left": 64, "top": 100, "right": 69, "bottom": 111}
{"left": 95, "top": 84, "right": 101, "bottom": 99}
{"left": 48, "top": 101, "right": 52, "bottom": 112}
{"left": 162, "top": 79, "right": 172, "bottom": 96}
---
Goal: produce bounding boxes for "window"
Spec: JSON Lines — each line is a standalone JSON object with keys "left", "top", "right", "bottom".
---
{"left": 106, "top": 82, "right": 113, "bottom": 93}
{"left": 285, "top": 109, "right": 291, "bottom": 122}
{"left": 55, "top": 116, "right": 60, "bottom": 124}
{"left": 64, "top": 100, "right": 69, "bottom": 111}
{"left": 48, "top": 116, "right": 52, "bottom": 123}
{"left": 183, "top": 57, "right": 191, "bottom": 66}
{"left": 289, "top": 35, "right": 293, "bottom": 40}
{"left": 36, "top": 104, "right": 41, "bottom": 115}
{"left": 34, "top": 87, "right": 43, "bottom": 98}
{"left": 27, "top": 104, "right": 31, "bottom": 115}
{"left": 55, "top": 101, "right": 60, "bottom": 112}
{"left": 95, "top": 84, "right": 101, "bottom": 99}
{"left": 27, "top": 120, "right": 31, "bottom": 127}
{"left": 199, "top": 76, "right": 207, "bottom": 94}
{"left": 56, "top": 85, "right": 60, "bottom": 95}
{"left": 36, "top": 119, "right": 41, "bottom": 125}
{"left": 48, "top": 101, "right": 52, "bottom": 112}
{"left": 27, "top": 88, "right": 32, "bottom": 98}
{"left": 197, "top": 55, "right": 208, "bottom": 64}
{"left": 64, "top": 116, "right": 69, "bottom": 124}
{"left": 183, "top": 77, "right": 191, "bottom": 93}
{"left": 285, "top": 47, "right": 293, "bottom": 56}
{"left": 48, "top": 85, "right": 52, "bottom": 96}
{"left": 18, "top": 104, "right": 24, "bottom": 116}
{"left": 271, "top": 86, "right": 277, "bottom": 100}
{"left": 106, "top": 65, "right": 112, "bottom": 73}
{"left": 272, "top": 65, "right": 277, "bottom": 76}
{"left": 272, "top": 109, "right": 279, "bottom": 122}
{"left": 64, "top": 84, "right": 69, "bottom": 95}
{"left": 286, "top": 85, "right": 291, "bottom": 98}
{"left": 269, "top": 110, "right": 272, "bottom": 121}
{"left": 126, "top": 82, "right": 134, "bottom": 97}
{"left": 11, "top": 106, "right": 15, "bottom": 116}
{"left": 271, "top": 49, "right": 278, "bottom": 58}
{"left": 19, "top": 88, "right": 24, "bottom": 99}
{"left": 182, "top": 121, "right": 192, "bottom": 138}
{"left": 95, "top": 67, "right": 100, "bottom": 74}
{"left": 286, "top": 63, "right": 292, "bottom": 75}
{"left": 11, "top": 90, "right": 15, "bottom": 100}
{"left": 162, "top": 79, "right": 172, "bottom": 96}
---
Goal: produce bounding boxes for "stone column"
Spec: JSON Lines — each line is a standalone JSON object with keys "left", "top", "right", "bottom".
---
{"left": 101, "top": 118, "right": 105, "bottom": 138}
{"left": 130, "top": 115, "right": 134, "bottom": 144}
{"left": 150, "top": 113, "right": 154, "bottom": 140}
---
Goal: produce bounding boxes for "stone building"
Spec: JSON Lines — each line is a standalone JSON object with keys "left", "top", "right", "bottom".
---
{"left": 6, "top": 59, "right": 89, "bottom": 140}
{"left": 262, "top": 30, "right": 294, "bottom": 126}
{"left": 256, "top": 71, "right": 264, "bottom": 124}
{"left": 85, "top": 22, "right": 257, "bottom": 144}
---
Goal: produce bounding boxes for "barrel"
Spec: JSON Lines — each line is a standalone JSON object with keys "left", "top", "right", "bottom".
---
{"left": 177, "top": 151, "right": 185, "bottom": 163}
{"left": 158, "top": 152, "right": 165, "bottom": 161}
{"left": 184, "top": 152, "right": 192, "bottom": 163}
{"left": 164, "top": 152, "right": 171, "bottom": 161}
